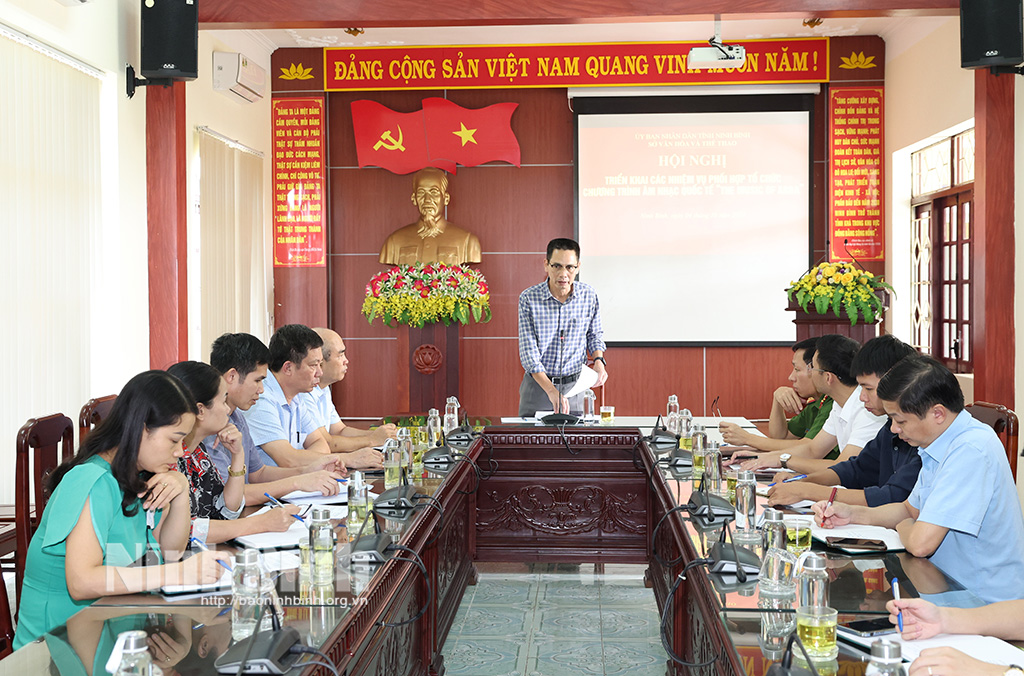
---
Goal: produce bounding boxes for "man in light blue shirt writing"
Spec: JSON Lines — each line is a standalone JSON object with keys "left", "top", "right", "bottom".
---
{"left": 814, "top": 355, "right": 1024, "bottom": 604}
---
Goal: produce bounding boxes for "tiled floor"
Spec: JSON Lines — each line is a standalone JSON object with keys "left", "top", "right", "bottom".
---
{"left": 442, "top": 563, "right": 669, "bottom": 676}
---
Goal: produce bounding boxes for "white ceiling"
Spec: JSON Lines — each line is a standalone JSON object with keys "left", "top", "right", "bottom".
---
{"left": 244, "top": 15, "right": 955, "bottom": 63}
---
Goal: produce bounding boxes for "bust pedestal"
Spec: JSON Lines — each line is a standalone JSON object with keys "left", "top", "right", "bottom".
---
{"left": 396, "top": 323, "right": 460, "bottom": 415}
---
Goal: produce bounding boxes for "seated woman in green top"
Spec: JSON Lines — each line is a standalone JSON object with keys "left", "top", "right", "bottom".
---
{"left": 12, "top": 370, "right": 230, "bottom": 650}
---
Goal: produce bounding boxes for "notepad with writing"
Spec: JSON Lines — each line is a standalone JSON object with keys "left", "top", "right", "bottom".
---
{"left": 839, "top": 630, "right": 1024, "bottom": 664}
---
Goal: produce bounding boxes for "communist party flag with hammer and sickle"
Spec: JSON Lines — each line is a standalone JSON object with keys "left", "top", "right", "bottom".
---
{"left": 350, "top": 98, "right": 520, "bottom": 174}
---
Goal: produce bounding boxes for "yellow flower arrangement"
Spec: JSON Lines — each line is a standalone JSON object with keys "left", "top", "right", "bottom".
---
{"left": 786, "top": 261, "right": 893, "bottom": 325}
{"left": 362, "top": 262, "right": 491, "bottom": 328}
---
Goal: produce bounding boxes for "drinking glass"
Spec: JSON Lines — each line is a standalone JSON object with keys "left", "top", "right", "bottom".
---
{"left": 796, "top": 605, "right": 838, "bottom": 660}
{"left": 786, "top": 516, "right": 813, "bottom": 555}
{"left": 599, "top": 405, "right": 615, "bottom": 425}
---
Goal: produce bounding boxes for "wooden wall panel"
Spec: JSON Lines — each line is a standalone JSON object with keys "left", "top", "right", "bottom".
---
{"left": 599, "top": 347, "right": 705, "bottom": 417}
{"left": 332, "top": 338, "right": 400, "bottom": 418}
{"left": 328, "top": 167, "right": 425, "bottom": 255}
{"left": 328, "top": 253, "right": 394, "bottom": 339}
{"left": 705, "top": 346, "right": 793, "bottom": 419}
{"left": 448, "top": 165, "right": 574, "bottom": 253}
{"left": 460, "top": 338, "right": 522, "bottom": 419}
{"left": 274, "top": 266, "right": 327, "bottom": 329}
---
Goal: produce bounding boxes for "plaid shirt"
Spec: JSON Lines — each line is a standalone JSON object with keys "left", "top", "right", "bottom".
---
{"left": 518, "top": 279, "right": 606, "bottom": 375}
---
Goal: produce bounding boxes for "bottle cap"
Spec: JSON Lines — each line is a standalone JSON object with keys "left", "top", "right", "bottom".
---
{"left": 120, "top": 630, "right": 149, "bottom": 653}
{"left": 737, "top": 470, "right": 755, "bottom": 482}
{"left": 428, "top": 408, "right": 439, "bottom": 416}
{"left": 763, "top": 508, "right": 785, "bottom": 523}
{"left": 669, "top": 394, "right": 678, "bottom": 402}
{"left": 801, "top": 552, "right": 827, "bottom": 571}
{"left": 238, "top": 548, "right": 260, "bottom": 566}
{"left": 870, "top": 639, "right": 902, "bottom": 661}
{"left": 311, "top": 508, "right": 331, "bottom": 522}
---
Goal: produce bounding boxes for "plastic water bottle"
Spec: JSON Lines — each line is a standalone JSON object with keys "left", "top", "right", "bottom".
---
{"left": 112, "top": 630, "right": 163, "bottom": 676}
{"left": 231, "top": 548, "right": 262, "bottom": 640}
{"left": 443, "top": 396, "right": 460, "bottom": 434}
{"left": 734, "top": 470, "right": 757, "bottom": 531}
{"left": 666, "top": 394, "right": 680, "bottom": 435}
{"left": 347, "top": 471, "right": 369, "bottom": 542}
{"left": 691, "top": 424, "right": 708, "bottom": 478}
{"left": 865, "top": 640, "right": 906, "bottom": 676}
{"left": 309, "top": 507, "right": 335, "bottom": 585}
{"left": 257, "top": 554, "right": 284, "bottom": 633}
{"left": 426, "top": 408, "right": 442, "bottom": 447}
{"left": 679, "top": 408, "right": 693, "bottom": 448}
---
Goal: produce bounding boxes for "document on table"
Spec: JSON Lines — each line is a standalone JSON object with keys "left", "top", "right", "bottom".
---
{"left": 281, "top": 488, "right": 348, "bottom": 504}
{"left": 839, "top": 630, "right": 1024, "bottom": 664}
{"left": 807, "top": 521, "right": 905, "bottom": 552}
{"left": 159, "top": 551, "right": 302, "bottom": 598}
{"left": 234, "top": 506, "right": 308, "bottom": 550}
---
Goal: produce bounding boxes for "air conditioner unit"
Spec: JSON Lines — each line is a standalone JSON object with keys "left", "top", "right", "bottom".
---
{"left": 212, "top": 52, "right": 266, "bottom": 103}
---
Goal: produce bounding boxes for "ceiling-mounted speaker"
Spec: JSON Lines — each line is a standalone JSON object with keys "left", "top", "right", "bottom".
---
{"left": 141, "top": 0, "right": 198, "bottom": 80}
{"left": 960, "top": 0, "right": 1024, "bottom": 69}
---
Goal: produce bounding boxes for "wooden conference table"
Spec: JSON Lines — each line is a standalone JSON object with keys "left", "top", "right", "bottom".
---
{"left": 0, "top": 419, "right": 983, "bottom": 675}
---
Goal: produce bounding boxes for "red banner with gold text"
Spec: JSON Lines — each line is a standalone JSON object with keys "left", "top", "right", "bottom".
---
{"left": 324, "top": 39, "right": 829, "bottom": 91}
{"left": 829, "top": 86, "right": 884, "bottom": 262}
{"left": 272, "top": 97, "right": 326, "bottom": 267}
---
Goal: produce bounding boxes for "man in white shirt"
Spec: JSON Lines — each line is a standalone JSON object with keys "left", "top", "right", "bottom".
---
{"left": 738, "top": 334, "right": 887, "bottom": 475}
{"left": 295, "top": 327, "right": 396, "bottom": 469}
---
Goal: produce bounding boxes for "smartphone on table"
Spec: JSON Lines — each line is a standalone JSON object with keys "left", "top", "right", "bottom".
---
{"left": 839, "top": 617, "right": 897, "bottom": 637}
{"left": 825, "top": 537, "right": 887, "bottom": 551}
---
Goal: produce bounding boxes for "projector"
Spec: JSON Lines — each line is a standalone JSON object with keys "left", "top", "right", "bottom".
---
{"left": 687, "top": 43, "right": 746, "bottom": 70}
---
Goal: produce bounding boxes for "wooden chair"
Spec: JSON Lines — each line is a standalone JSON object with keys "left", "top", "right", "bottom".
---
{"left": 0, "top": 572, "right": 12, "bottom": 658}
{"left": 79, "top": 394, "right": 116, "bottom": 444}
{"left": 966, "top": 401, "right": 1019, "bottom": 478}
{"left": 13, "top": 414, "right": 74, "bottom": 610}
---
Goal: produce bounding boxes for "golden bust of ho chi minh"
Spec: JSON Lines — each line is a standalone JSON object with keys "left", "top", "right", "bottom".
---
{"left": 379, "top": 167, "right": 482, "bottom": 266}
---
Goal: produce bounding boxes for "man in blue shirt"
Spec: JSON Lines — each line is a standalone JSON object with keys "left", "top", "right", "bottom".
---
{"left": 206, "top": 332, "right": 345, "bottom": 502}
{"left": 517, "top": 238, "right": 607, "bottom": 416}
{"left": 816, "top": 356, "right": 1024, "bottom": 604}
{"left": 768, "top": 335, "right": 922, "bottom": 507}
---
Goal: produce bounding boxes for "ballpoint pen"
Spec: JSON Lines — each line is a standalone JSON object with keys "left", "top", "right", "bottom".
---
{"left": 188, "top": 537, "right": 233, "bottom": 572}
{"left": 766, "top": 474, "right": 807, "bottom": 487}
{"left": 264, "top": 492, "right": 306, "bottom": 523}
{"left": 892, "top": 578, "right": 904, "bottom": 631}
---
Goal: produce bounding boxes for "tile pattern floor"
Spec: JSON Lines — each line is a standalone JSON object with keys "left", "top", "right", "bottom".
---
{"left": 442, "top": 563, "right": 670, "bottom": 676}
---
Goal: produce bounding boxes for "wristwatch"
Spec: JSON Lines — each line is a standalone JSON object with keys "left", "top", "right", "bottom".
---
{"left": 228, "top": 464, "right": 247, "bottom": 477}
{"left": 1005, "top": 666, "right": 1024, "bottom": 676}
{"left": 779, "top": 453, "right": 792, "bottom": 470}
{"left": 593, "top": 356, "right": 607, "bottom": 366}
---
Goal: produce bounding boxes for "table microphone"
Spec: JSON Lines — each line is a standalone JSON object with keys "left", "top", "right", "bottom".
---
{"left": 648, "top": 414, "right": 680, "bottom": 448}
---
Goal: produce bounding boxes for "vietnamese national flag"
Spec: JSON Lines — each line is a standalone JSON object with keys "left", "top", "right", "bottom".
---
{"left": 350, "top": 100, "right": 456, "bottom": 175}
{"left": 422, "top": 97, "right": 521, "bottom": 168}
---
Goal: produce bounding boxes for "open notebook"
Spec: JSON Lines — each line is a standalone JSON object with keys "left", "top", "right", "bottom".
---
{"left": 160, "top": 551, "right": 301, "bottom": 598}
{"left": 839, "top": 629, "right": 1024, "bottom": 664}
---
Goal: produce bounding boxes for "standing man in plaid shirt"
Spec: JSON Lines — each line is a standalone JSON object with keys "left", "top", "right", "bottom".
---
{"left": 517, "top": 238, "right": 608, "bottom": 416}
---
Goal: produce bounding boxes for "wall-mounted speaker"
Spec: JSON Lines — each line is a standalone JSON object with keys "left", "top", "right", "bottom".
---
{"left": 141, "top": 0, "right": 198, "bottom": 80}
{"left": 960, "top": 0, "right": 1024, "bottom": 69}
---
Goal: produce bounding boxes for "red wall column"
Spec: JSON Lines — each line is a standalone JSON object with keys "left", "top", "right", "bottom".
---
{"left": 972, "top": 69, "right": 1014, "bottom": 409}
{"left": 147, "top": 82, "right": 189, "bottom": 369}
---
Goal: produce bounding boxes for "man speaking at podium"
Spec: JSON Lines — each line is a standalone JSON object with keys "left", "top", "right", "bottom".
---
{"left": 517, "top": 238, "right": 608, "bottom": 417}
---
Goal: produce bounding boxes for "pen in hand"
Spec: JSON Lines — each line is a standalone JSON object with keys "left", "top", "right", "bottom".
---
{"left": 825, "top": 486, "right": 838, "bottom": 510}
{"left": 264, "top": 492, "right": 306, "bottom": 523}
{"left": 189, "top": 537, "right": 233, "bottom": 572}
{"left": 766, "top": 474, "right": 808, "bottom": 487}
{"left": 892, "top": 578, "right": 904, "bottom": 631}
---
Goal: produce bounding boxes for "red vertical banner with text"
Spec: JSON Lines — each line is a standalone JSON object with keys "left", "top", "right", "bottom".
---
{"left": 272, "top": 97, "right": 326, "bottom": 267}
{"left": 828, "top": 86, "right": 884, "bottom": 262}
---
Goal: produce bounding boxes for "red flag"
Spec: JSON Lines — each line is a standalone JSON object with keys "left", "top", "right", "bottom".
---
{"left": 422, "top": 97, "right": 521, "bottom": 168}
{"left": 350, "top": 100, "right": 456, "bottom": 174}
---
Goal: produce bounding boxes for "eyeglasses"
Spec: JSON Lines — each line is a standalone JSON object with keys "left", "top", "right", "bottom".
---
{"left": 548, "top": 263, "right": 578, "bottom": 273}
{"left": 809, "top": 368, "right": 831, "bottom": 375}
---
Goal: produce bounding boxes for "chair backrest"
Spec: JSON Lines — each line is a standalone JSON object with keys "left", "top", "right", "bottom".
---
{"left": 0, "top": 573, "right": 12, "bottom": 658}
{"left": 966, "top": 401, "right": 1018, "bottom": 478}
{"left": 15, "top": 413, "right": 74, "bottom": 609}
{"left": 79, "top": 394, "right": 117, "bottom": 444}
